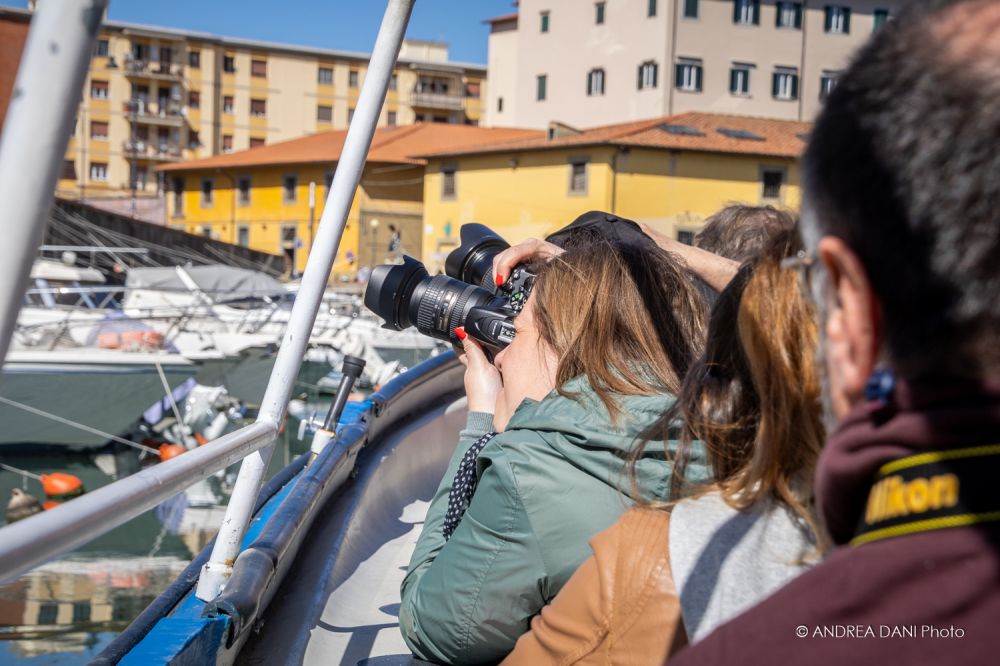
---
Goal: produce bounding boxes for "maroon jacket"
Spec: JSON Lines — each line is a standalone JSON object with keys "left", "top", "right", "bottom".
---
{"left": 670, "top": 379, "right": 1000, "bottom": 665}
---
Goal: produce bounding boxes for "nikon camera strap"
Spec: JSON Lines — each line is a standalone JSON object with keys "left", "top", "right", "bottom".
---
{"left": 851, "top": 443, "right": 1000, "bottom": 547}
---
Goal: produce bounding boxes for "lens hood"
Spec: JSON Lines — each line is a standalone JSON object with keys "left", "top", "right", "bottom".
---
{"left": 445, "top": 223, "right": 510, "bottom": 289}
{"left": 364, "top": 255, "right": 428, "bottom": 330}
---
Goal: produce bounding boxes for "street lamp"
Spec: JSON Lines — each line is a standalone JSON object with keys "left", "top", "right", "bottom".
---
{"left": 369, "top": 217, "right": 380, "bottom": 267}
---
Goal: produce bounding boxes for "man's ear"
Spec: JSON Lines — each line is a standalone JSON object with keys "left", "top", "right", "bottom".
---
{"left": 817, "top": 236, "right": 882, "bottom": 411}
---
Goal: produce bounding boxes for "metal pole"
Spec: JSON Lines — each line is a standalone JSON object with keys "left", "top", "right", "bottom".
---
{"left": 0, "top": 0, "right": 108, "bottom": 371}
{"left": 195, "top": 0, "right": 415, "bottom": 601}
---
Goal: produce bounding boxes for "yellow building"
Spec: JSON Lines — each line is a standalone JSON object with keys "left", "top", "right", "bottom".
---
{"left": 158, "top": 123, "right": 541, "bottom": 279}
{"left": 417, "top": 112, "right": 807, "bottom": 271}
{"left": 0, "top": 7, "right": 486, "bottom": 211}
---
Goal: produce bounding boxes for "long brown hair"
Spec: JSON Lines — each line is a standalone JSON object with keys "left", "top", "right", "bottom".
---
{"left": 530, "top": 239, "right": 708, "bottom": 421}
{"left": 637, "top": 231, "right": 826, "bottom": 545}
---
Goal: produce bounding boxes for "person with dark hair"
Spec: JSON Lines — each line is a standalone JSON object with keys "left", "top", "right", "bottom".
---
{"left": 692, "top": 204, "right": 796, "bottom": 263}
{"left": 673, "top": 1, "right": 1000, "bottom": 663}
{"left": 399, "top": 240, "right": 710, "bottom": 664}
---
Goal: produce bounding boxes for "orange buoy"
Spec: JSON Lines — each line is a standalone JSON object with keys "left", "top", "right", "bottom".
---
{"left": 194, "top": 432, "right": 208, "bottom": 446}
{"left": 42, "top": 500, "right": 61, "bottom": 511}
{"left": 159, "top": 443, "right": 186, "bottom": 461}
{"left": 40, "top": 473, "right": 85, "bottom": 501}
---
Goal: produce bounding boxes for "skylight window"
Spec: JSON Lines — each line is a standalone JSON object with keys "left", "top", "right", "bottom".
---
{"left": 717, "top": 127, "right": 765, "bottom": 141}
{"left": 660, "top": 123, "right": 705, "bottom": 136}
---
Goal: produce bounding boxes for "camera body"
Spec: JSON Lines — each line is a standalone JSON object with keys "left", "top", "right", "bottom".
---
{"left": 363, "top": 224, "right": 535, "bottom": 350}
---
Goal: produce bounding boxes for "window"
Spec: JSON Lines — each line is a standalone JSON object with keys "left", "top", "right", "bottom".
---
{"left": 172, "top": 177, "right": 183, "bottom": 215}
{"left": 465, "top": 82, "right": 480, "bottom": 98}
{"left": 497, "top": 96, "right": 504, "bottom": 112}
{"left": 188, "top": 129, "right": 200, "bottom": 149}
{"left": 348, "top": 107, "right": 355, "bottom": 123}
{"left": 249, "top": 137, "right": 266, "bottom": 148}
{"left": 250, "top": 98, "right": 266, "bottom": 117}
{"left": 89, "top": 120, "right": 108, "bottom": 140}
{"left": 201, "top": 178, "right": 213, "bottom": 206}
{"left": 237, "top": 226, "right": 250, "bottom": 247}
{"left": 776, "top": 2, "right": 802, "bottom": 28}
{"left": 819, "top": 71, "right": 839, "bottom": 100}
{"left": 283, "top": 175, "right": 297, "bottom": 203}
{"left": 72, "top": 602, "right": 91, "bottom": 623}
{"left": 677, "top": 230, "right": 696, "bottom": 245}
{"left": 318, "top": 67, "right": 333, "bottom": 84}
{"left": 761, "top": 168, "right": 785, "bottom": 200}
{"left": 200, "top": 225, "right": 213, "bottom": 238}
{"left": 730, "top": 64, "right": 752, "bottom": 95}
{"left": 540, "top": 11, "right": 550, "bottom": 33}
{"left": 132, "top": 43, "right": 148, "bottom": 61}
{"left": 61, "top": 159, "right": 77, "bottom": 180}
{"left": 188, "top": 91, "right": 200, "bottom": 109}
{"left": 569, "top": 159, "right": 588, "bottom": 194}
{"left": 223, "top": 55, "right": 236, "bottom": 73}
{"left": 595, "top": 2, "right": 606, "bottom": 24}
{"left": 873, "top": 8, "right": 889, "bottom": 30}
{"left": 222, "top": 135, "right": 233, "bottom": 153}
{"left": 90, "top": 80, "right": 109, "bottom": 99}
{"left": 251, "top": 59, "right": 266, "bottom": 77}
{"left": 223, "top": 95, "right": 234, "bottom": 114}
{"left": 188, "top": 50, "right": 200, "bottom": 68}
{"left": 824, "top": 5, "right": 850, "bottom": 33}
{"left": 772, "top": 68, "right": 799, "bottom": 100}
{"left": 649, "top": 0, "right": 658, "bottom": 17}
{"left": 38, "top": 602, "right": 58, "bottom": 625}
{"left": 638, "top": 61, "right": 658, "bottom": 90}
{"left": 389, "top": 73, "right": 398, "bottom": 91}
{"left": 733, "top": 0, "right": 760, "bottom": 25}
{"left": 587, "top": 68, "right": 605, "bottom": 96}
{"left": 89, "top": 162, "right": 108, "bottom": 182}
{"left": 441, "top": 165, "right": 456, "bottom": 199}
{"left": 237, "top": 177, "right": 251, "bottom": 205}
{"left": 387, "top": 110, "right": 397, "bottom": 125}
{"left": 325, "top": 170, "right": 334, "bottom": 191}
{"left": 536, "top": 74, "right": 547, "bottom": 101}
{"left": 683, "top": 0, "right": 698, "bottom": 19}
{"left": 317, "top": 105, "right": 332, "bottom": 122}
{"left": 348, "top": 69, "right": 359, "bottom": 88}
{"left": 94, "top": 39, "right": 109, "bottom": 57}
{"left": 675, "top": 59, "right": 703, "bottom": 92}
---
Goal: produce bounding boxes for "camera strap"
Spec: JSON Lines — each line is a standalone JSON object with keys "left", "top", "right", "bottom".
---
{"left": 442, "top": 431, "right": 498, "bottom": 541}
{"left": 851, "top": 443, "right": 1000, "bottom": 546}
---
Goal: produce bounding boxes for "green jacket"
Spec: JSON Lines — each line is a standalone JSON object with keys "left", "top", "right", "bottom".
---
{"left": 399, "top": 376, "right": 709, "bottom": 664}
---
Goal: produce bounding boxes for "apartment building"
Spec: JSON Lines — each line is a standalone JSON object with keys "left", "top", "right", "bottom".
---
{"left": 486, "top": 0, "right": 901, "bottom": 129}
{"left": 0, "top": 7, "right": 485, "bottom": 207}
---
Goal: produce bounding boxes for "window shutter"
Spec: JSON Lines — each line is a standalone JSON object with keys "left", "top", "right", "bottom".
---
{"left": 824, "top": 6, "right": 832, "bottom": 31}
{"left": 752, "top": 0, "right": 760, "bottom": 24}
{"left": 772, "top": 72, "right": 780, "bottom": 97}
{"left": 843, "top": 7, "right": 851, "bottom": 32}
{"left": 695, "top": 65, "right": 703, "bottom": 91}
{"left": 795, "top": 3, "right": 802, "bottom": 28}
{"left": 653, "top": 63, "right": 659, "bottom": 87}
{"left": 730, "top": 69, "right": 738, "bottom": 93}
{"left": 675, "top": 63, "right": 684, "bottom": 88}
{"left": 775, "top": 3, "right": 783, "bottom": 27}
{"left": 733, "top": 0, "right": 740, "bottom": 23}
{"left": 791, "top": 74, "right": 799, "bottom": 99}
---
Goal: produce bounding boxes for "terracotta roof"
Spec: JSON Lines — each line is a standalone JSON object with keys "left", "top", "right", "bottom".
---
{"left": 0, "top": 14, "right": 29, "bottom": 130}
{"left": 158, "top": 123, "right": 543, "bottom": 173}
{"left": 416, "top": 112, "right": 811, "bottom": 160}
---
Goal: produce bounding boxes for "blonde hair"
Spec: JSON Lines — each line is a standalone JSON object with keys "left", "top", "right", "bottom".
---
{"left": 530, "top": 240, "right": 708, "bottom": 421}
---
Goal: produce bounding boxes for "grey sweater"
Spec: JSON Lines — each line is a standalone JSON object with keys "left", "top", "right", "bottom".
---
{"left": 669, "top": 491, "right": 817, "bottom": 643}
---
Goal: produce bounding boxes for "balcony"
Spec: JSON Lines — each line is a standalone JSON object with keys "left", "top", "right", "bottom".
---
{"left": 122, "top": 139, "right": 182, "bottom": 162}
{"left": 410, "top": 90, "right": 465, "bottom": 111}
{"left": 123, "top": 54, "right": 183, "bottom": 82}
{"left": 124, "top": 99, "right": 185, "bottom": 127}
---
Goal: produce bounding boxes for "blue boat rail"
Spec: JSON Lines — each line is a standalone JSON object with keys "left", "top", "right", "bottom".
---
{"left": 0, "top": 0, "right": 418, "bottom": 630}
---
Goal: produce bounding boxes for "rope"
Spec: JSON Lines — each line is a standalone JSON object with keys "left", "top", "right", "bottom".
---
{"left": 0, "top": 395, "right": 159, "bottom": 455}
{"left": 0, "top": 462, "right": 44, "bottom": 481}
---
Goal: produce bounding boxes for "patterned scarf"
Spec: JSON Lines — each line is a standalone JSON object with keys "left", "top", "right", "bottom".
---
{"left": 442, "top": 431, "right": 497, "bottom": 540}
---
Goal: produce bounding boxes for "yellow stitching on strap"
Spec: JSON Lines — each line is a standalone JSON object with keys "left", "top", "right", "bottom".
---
{"left": 879, "top": 444, "right": 1000, "bottom": 475}
{"left": 851, "top": 511, "right": 1000, "bottom": 547}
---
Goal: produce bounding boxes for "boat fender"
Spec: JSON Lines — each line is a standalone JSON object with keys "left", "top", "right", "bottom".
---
{"left": 203, "top": 547, "right": 275, "bottom": 648}
{"left": 41, "top": 473, "right": 85, "bottom": 501}
{"left": 159, "top": 443, "right": 186, "bottom": 462}
{"left": 6, "top": 488, "right": 43, "bottom": 522}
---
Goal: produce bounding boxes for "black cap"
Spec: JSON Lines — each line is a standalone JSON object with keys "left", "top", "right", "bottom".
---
{"left": 545, "top": 210, "right": 655, "bottom": 249}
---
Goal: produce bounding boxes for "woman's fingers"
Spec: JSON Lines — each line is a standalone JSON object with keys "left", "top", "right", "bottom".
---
{"left": 492, "top": 238, "right": 564, "bottom": 285}
{"left": 455, "top": 327, "right": 503, "bottom": 413}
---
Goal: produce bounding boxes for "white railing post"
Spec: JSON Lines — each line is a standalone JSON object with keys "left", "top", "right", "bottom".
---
{"left": 194, "top": 0, "right": 417, "bottom": 601}
{"left": 0, "top": 0, "right": 109, "bottom": 370}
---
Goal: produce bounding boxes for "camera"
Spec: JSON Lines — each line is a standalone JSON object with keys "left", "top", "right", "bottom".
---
{"left": 363, "top": 224, "right": 535, "bottom": 350}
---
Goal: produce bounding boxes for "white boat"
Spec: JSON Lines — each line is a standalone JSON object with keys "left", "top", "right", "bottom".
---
{"left": 0, "top": 349, "right": 197, "bottom": 449}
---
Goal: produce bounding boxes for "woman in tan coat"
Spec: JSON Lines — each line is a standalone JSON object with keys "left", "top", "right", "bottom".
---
{"left": 502, "top": 235, "right": 826, "bottom": 665}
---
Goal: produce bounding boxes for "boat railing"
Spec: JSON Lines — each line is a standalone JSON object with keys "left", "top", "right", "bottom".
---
{"left": 0, "top": 0, "right": 417, "bottom": 606}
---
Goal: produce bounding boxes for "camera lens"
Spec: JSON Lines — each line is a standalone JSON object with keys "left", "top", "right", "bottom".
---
{"left": 365, "top": 256, "right": 496, "bottom": 342}
{"left": 445, "top": 223, "right": 510, "bottom": 290}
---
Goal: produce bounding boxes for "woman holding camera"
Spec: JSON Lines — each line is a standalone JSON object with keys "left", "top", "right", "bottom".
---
{"left": 399, "top": 239, "right": 709, "bottom": 665}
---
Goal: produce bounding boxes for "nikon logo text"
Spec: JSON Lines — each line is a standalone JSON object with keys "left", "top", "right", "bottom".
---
{"left": 864, "top": 473, "right": 959, "bottom": 525}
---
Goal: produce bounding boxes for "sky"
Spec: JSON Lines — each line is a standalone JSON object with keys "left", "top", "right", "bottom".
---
{"left": 1, "top": 0, "right": 516, "bottom": 64}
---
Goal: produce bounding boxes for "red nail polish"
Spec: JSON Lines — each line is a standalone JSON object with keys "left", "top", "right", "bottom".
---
{"left": 454, "top": 326, "right": 467, "bottom": 340}
{"left": 495, "top": 274, "right": 504, "bottom": 287}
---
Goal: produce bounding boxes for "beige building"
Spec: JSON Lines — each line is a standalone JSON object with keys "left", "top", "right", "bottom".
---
{"left": 0, "top": 7, "right": 485, "bottom": 208}
{"left": 486, "top": 0, "right": 901, "bottom": 129}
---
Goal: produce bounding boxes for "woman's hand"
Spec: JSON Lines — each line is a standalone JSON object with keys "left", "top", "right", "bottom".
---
{"left": 492, "top": 238, "right": 564, "bottom": 285}
{"left": 455, "top": 327, "right": 503, "bottom": 414}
